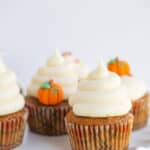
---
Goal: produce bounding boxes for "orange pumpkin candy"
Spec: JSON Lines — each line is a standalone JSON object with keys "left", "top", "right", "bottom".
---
{"left": 107, "top": 57, "right": 131, "bottom": 76}
{"left": 38, "top": 80, "right": 64, "bottom": 105}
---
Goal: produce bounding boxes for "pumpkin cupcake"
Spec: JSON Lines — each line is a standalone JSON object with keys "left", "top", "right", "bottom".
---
{"left": 26, "top": 50, "right": 78, "bottom": 135}
{"left": 0, "top": 59, "right": 28, "bottom": 150}
{"left": 62, "top": 51, "right": 89, "bottom": 79}
{"left": 107, "top": 57, "right": 149, "bottom": 130}
{"left": 65, "top": 59, "right": 133, "bottom": 150}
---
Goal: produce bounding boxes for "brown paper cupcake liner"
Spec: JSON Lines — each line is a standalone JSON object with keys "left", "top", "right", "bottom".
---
{"left": 148, "top": 93, "right": 150, "bottom": 114}
{"left": 26, "top": 97, "right": 71, "bottom": 136}
{"left": 65, "top": 112, "right": 133, "bottom": 150}
{"left": 132, "top": 94, "right": 149, "bottom": 130}
{"left": 0, "top": 108, "right": 28, "bottom": 150}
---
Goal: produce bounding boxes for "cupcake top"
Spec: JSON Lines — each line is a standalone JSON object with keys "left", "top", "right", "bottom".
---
{"left": 70, "top": 59, "right": 131, "bottom": 117}
{"left": 62, "top": 51, "right": 89, "bottom": 79}
{"left": 0, "top": 59, "right": 24, "bottom": 116}
{"left": 27, "top": 50, "right": 78, "bottom": 99}
{"left": 122, "top": 76, "right": 147, "bottom": 101}
{"left": 107, "top": 57, "right": 147, "bottom": 101}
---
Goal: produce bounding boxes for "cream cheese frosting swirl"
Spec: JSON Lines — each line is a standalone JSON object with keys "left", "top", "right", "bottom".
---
{"left": 70, "top": 59, "right": 131, "bottom": 117}
{"left": 0, "top": 60, "right": 24, "bottom": 116}
{"left": 122, "top": 76, "right": 147, "bottom": 101}
{"left": 62, "top": 52, "right": 89, "bottom": 79}
{"left": 27, "top": 51, "right": 78, "bottom": 99}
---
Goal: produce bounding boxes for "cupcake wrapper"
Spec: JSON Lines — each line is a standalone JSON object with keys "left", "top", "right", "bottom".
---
{"left": 0, "top": 108, "right": 28, "bottom": 150}
{"left": 65, "top": 117, "right": 133, "bottom": 150}
{"left": 132, "top": 95, "right": 149, "bottom": 130}
{"left": 26, "top": 101, "right": 70, "bottom": 136}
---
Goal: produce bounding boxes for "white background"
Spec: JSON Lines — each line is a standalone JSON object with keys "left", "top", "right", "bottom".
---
{"left": 0, "top": 0, "right": 150, "bottom": 149}
{"left": 0, "top": 0, "right": 150, "bottom": 89}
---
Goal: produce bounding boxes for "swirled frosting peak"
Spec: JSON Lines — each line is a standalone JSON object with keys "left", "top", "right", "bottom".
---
{"left": 88, "top": 59, "right": 109, "bottom": 80}
{"left": 47, "top": 50, "right": 64, "bottom": 66}
{"left": 0, "top": 63, "right": 24, "bottom": 116}
{"left": 27, "top": 50, "right": 78, "bottom": 99}
{"left": 70, "top": 60, "right": 131, "bottom": 117}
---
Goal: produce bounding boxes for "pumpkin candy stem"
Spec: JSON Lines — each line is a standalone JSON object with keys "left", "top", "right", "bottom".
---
{"left": 115, "top": 57, "right": 119, "bottom": 62}
{"left": 62, "top": 51, "right": 72, "bottom": 56}
{"left": 49, "top": 80, "right": 54, "bottom": 85}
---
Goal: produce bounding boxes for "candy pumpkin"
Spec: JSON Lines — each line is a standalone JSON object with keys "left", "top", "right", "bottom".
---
{"left": 38, "top": 80, "right": 64, "bottom": 105}
{"left": 107, "top": 57, "right": 131, "bottom": 76}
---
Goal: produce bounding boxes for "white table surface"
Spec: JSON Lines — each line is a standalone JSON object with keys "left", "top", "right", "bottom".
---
{"left": 14, "top": 122, "right": 150, "bottom": 150}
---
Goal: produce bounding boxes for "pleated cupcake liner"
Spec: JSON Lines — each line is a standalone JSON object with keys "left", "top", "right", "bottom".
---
{"left": 0, "top": 108, "right": 28, "bottom": 150}
{"left": 132, "top": 94, "right": 149, "bottom": 130}
{"left": 148, "top": 93, "right": 150, "bottom": 114}
{"left": 65, "top": 115, "right": 133, "bottom": 150}
{"left": 26, "top": 100, "right": 71, "bottom": 136}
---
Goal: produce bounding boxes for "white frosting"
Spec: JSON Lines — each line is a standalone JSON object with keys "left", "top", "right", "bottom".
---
{"left": 0, "top": 59, "right": 7, "bottom": 73}
{"left": 122, "top": 76, "right": 147, "bottom": 101}
{"left": 75, "top": 62, "right": 89, "bottom": 79}
{"left": 0, "top": 60, "right": 24, "bottom": 116}
{"left": 70, "top": 59, "right": 131, "bottom": 117}
{"left": 27, "top": 50, "right": 78, "bottom": 99}
{"left": 63, "top": 52, "right": 89, "bottom": 79}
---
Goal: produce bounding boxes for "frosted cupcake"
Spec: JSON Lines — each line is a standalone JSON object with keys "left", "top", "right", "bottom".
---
{"left": 0, "top": 60, "right": 28, "bottom": 150}
{"left": 108, "top": 57, "right": 149, "bottom": 130}
{"left": 26, "top": 50, "right": 78, "bottom": 135}
{"left": 65, "top": 60, "right": 133, "bottom": 150}
{"left": 62, "top": 51, "right": 89, "bottom": 79}
{"left": 122, "top": 76, "right": 148, "bottom": 130}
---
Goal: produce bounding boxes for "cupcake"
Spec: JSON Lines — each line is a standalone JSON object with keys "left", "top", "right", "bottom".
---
{"left": 0, "top": 59, "right": 28, "bottom": 149}
{"left": 148, "top": 95, "right": 150, "bottom": 114}
{"left": 65, "top": 59, "right": 133, "bottom": 150}
{"left": 122, "top": 76, "right": 148, "bottom": 130}
{"left": 107, "top": 57, "right": 149, "bottom": 130}
{"left": 62, "top": 51, "right": 89, "bottom": 79}
{"left": 0, "top": 58, "right": 23, "bottom": 95}
{"left": 26, "top": 50, "right": 78, "bottom": 136}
